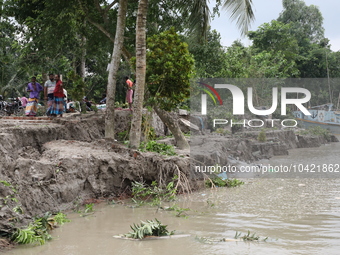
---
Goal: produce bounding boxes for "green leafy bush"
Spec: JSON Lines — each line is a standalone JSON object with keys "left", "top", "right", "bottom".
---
{"left": 139, "top": 140, "right": 176, "bottom": 156}
{"left": 131, "top": 179, "right": 177, "bottom": 206}
{"left": 297, "top": 126, "right": 331, "bottom": 140}
{"left": 12, "top": 212, "right": 70, "bottom": 245}
{"left": 257, "top": 129, "right": 267, "bottom": 142}
{"left": 12, "top": 216, "right": 52, "bottom": 245}
{"left": 13, "top": 226, "right": 46, "bottom": 245}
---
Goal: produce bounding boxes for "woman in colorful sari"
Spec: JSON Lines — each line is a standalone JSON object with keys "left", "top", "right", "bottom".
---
{"left": 25, "top": 77, "right": 43, "bottom": 116}
{"left": 49, "top": 74, "right": 65, "bottom": 117}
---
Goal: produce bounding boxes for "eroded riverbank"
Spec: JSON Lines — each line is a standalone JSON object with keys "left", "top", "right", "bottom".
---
{"left": 0, "top": 112, "right": 199, "bottom": 241}
{"left": 0, "top": 112, "right": 338, "bottom": 252}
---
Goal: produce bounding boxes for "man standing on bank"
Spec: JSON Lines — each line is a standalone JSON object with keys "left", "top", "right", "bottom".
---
{"left": 49, "top": 74, "right": 65, "bottom": 117}
{"left": 25, "top": 77, "right": 43, "bottom": 116}
{"left": 44, "top": 73, "right": 56, "bottom": 116}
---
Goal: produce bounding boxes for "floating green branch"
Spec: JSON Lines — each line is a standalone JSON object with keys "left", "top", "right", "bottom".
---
{"left": 84, "top": 203, "right": 94, "bottom": 213}
{"left": 234, "top": 231, "right": 268, "bottom": 242}
{"left": 53, "top": 212, "right": 70, "bottom": 225}
{"left": 196, "top": 231, "right": 268, "bottom": 244}
{"left": 205, "top": 177, "right": 244, "bottom": 188}
{"left": 225, "top": 179, "right": 245, "bottom": 187}
{"left": 124, "top": 219, "right": 175, "bottom": 239}
{"left": 160, "top": 204, "right": 190, "bottom": 218}
{"left": 195, "top": 236, "right": 216, "bottom": 245}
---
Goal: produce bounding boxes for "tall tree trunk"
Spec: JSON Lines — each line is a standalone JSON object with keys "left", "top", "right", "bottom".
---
{"left": 105, "top": 0, "right": 128, "bottom": 139}
{"left": 154, "top": 107, "right": 190, "bottom": 150}
{"left": 72, "top": 55, "right": 77, "bottom": 74}
{"left": 79, "top": 34, "right": 86, "bottom": 80}
{"left": 76, "top": 20, "right": 86, "bottom": 79}
{"left": 129, "top": 0, "right": 148, "bottom": 149}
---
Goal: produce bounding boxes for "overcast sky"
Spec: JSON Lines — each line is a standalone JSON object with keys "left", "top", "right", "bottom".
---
{"left": 210, "top": 0, "right": 340, "bottom": 52}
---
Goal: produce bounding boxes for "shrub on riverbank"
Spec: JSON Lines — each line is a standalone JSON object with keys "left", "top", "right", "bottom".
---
{"left": 297, "top": 126, "right": 331, "bottom": 140}
{"left": 131, "top": 179, "right": 177, "bottom": 206}
{"left": 257, "top": 129, "right": 267, "bottom": 142}
{"left": 139, "top": 140, "right": 177, "bottom": 156}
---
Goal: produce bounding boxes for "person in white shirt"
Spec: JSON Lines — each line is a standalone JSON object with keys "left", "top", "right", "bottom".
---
{"left": 44, "top": 73, "right": 56, "bottom": 116}
{"left": 63, "top": 89, "right": 67, "bottom": 112}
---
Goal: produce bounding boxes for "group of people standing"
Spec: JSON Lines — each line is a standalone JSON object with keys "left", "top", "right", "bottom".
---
{"left": 24, "top": 74, "right": 134, "bottom": 117}
{"left": 25, "top": 74, "right": 64, "bottom": 117}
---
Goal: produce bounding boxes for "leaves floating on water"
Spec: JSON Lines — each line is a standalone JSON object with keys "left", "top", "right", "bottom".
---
{"left": 195, "top": 231, "right": 268, "bottom": 245}
{"left": 205, "top": 177, "right": 244, "bottom": 188}
{"left": 195, "top": 236, "right": 217, "bottom": 245}
{"left": 234, "top": 231, "right": 268, "bottom": 242}
{"left": 124, "top": 219, "right": 175, "bottom": 239}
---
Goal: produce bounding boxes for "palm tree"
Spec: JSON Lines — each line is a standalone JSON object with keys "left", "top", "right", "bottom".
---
{"left": 129, "top": 0, "right": 148, "bottom": 149}
{"left": 128, "top": 0, "right": 255, "bottom": 149}
{"left": 187, "top": 0, "right": 255, "bottom": 39}
{"left": 105, "top": 0, "right": 128, "bottom": 139}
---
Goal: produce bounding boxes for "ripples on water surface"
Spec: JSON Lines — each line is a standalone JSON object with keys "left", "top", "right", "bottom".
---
{"left": 7, "top": 143, "right": 340, "bottom": 255}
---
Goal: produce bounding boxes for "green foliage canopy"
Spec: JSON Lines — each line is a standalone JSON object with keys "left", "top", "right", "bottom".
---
{"left": 145, "top": 28, "right": 195, "bottom": 111}
{"left": 188, "top": 29, "right": 228, "bottom": 78}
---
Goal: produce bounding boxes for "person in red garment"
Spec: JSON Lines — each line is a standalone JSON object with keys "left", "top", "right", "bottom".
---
{"left": 125, "top": 76, "right": 134, "bottom": 111}
{"left": 49, "top": 74, "right": 65, "bottom": 117}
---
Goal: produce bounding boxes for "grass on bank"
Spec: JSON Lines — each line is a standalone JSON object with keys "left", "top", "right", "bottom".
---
{"left": 139, "top": 140, "right": 177, "bottom": 156}
{"left": 297, "top": 126, "right": 331, "bottom": 140}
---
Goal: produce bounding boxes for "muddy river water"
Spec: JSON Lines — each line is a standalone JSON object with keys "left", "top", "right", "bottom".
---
{"left": 7, "top": 141, "right": 340, "bottom": 255}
